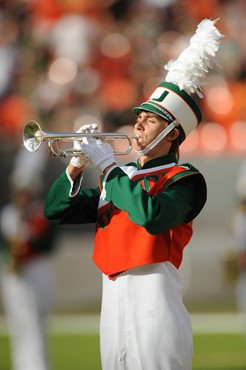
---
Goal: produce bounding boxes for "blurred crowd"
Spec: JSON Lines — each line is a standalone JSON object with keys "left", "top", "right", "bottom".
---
{"left": 0, "top": 2, "right": 246, "bottom": 368}
{"left": 0, "top": 0, "right": 246, "bottom": 205}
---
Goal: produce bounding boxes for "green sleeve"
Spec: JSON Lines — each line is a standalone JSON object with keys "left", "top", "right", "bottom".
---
{"left": 44, "top": 171, "right": 100, "bottom": 224}
{"left": 104, "top": 167, "right": 206, "bottom": 235}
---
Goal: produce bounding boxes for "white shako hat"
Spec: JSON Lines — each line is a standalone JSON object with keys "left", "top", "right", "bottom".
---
{"left": 133, "top": 19, "right": 224, "bottom": 144}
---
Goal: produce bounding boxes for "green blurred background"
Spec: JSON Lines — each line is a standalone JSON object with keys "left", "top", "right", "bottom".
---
{"left": 1, "top": 331, "right": 246, "bottom": 369}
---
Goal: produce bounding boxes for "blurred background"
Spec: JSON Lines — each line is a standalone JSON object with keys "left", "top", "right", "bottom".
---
{"left": 0, "top": 0, "right": 246, "bottom": 327}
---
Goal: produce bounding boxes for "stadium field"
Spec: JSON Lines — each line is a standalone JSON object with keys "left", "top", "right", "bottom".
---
{"left": 1, "top": 313, "right": 246, "bottom": 369}
{"left": 0, "top": 333, "right": 246, "bottom": 370}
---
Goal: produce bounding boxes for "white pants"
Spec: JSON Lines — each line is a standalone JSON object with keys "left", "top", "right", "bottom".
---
{"left": 0, "top": 256, "right": 53, "bottom": 370}
{"left": 100, "top": 262, "right": 193, "bottom": 370}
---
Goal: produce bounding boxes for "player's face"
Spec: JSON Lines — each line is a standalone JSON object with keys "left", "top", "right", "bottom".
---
{"left": 133, "top": 111, "right": 168, "bottom": 152}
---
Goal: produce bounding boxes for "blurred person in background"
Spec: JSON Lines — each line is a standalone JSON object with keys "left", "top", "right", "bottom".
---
{"left": 44, "top": 19, "right": 222, "bottom": 370}
{"left": 0, "top": 169, "right": 58, "bottom": 370}
{"left": 229, "top": 172, "right": 246, "bottom": 337}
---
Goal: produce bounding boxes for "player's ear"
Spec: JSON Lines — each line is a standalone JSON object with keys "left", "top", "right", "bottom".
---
{"left": 166, "top": 128, "right": 179, "bottom": 142}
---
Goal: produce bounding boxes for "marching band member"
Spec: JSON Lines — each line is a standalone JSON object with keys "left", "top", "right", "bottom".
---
{"left": 44, "top": 19, "right": 223, "bottom": 370}
{"left": 0, "top": 170, "right": 57, "bottom": 370}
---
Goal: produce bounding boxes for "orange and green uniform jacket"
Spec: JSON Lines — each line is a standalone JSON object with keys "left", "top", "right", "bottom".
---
{"left": 44, "top": 153, "right": 206, "bottom": 278}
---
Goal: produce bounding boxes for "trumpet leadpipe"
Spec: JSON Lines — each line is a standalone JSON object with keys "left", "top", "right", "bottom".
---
{"left": 23, "top": 120, "right": 137, "bottom": 157}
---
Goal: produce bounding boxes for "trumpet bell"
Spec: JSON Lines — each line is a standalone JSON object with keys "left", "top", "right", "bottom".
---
{"left": 23, "top": 121, "right": 43, "bottom": 152}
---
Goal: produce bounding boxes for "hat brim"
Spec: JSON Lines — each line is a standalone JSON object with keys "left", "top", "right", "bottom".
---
{"left": 133, "top": 102, "right": 173, "bottom": 123}
{"left": 133, "top": 102, "right": 185, "bottom": 143}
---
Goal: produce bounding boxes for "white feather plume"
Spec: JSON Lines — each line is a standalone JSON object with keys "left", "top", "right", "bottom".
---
{"left": 164, "top": 19, "right": 224, "bottom": 98}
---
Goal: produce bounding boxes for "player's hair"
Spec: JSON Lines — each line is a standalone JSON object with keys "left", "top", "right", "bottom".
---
{"left": 168, "top": 136, "right": 180, "bottom": 161}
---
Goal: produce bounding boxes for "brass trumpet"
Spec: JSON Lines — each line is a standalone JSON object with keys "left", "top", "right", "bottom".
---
{"left": 23, "top": 120, "right": 136, "bottom": 158}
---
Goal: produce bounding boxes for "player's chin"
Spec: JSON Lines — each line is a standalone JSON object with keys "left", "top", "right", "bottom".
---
{"left": 133, "top": 142, "right": 145, "bottom": 151}
{"left": 133, "top": 137, "right": 146, "bottom": 150}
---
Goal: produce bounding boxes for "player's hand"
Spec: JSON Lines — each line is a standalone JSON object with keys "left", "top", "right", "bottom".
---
{"left": 80, "top": 138, "right": 116, "bottom": 173}
{"left": 70, "top": 124, "right": 98, "bottom": 168}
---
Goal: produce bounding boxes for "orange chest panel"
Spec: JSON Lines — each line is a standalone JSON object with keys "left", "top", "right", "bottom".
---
{"left": 93, "top": 164, "right": 193, "bottom": 277}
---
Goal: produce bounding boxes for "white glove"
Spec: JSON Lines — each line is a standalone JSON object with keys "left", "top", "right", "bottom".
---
{"left": 70, "top": 124, "right": 98, "bottom": 168}
{"left": 80, "top": 138, "right": 116, "bottom": 173}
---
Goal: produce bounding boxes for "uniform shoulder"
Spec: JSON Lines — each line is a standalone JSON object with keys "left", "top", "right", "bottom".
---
{"left": 167, "top": 163, "right": 207, "bottom": 222}
{"left": 178, "top": 162, "right": 202, "bottom": 173}
{"left": 164, "top": 162, "right": 204, "bottom": 186}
